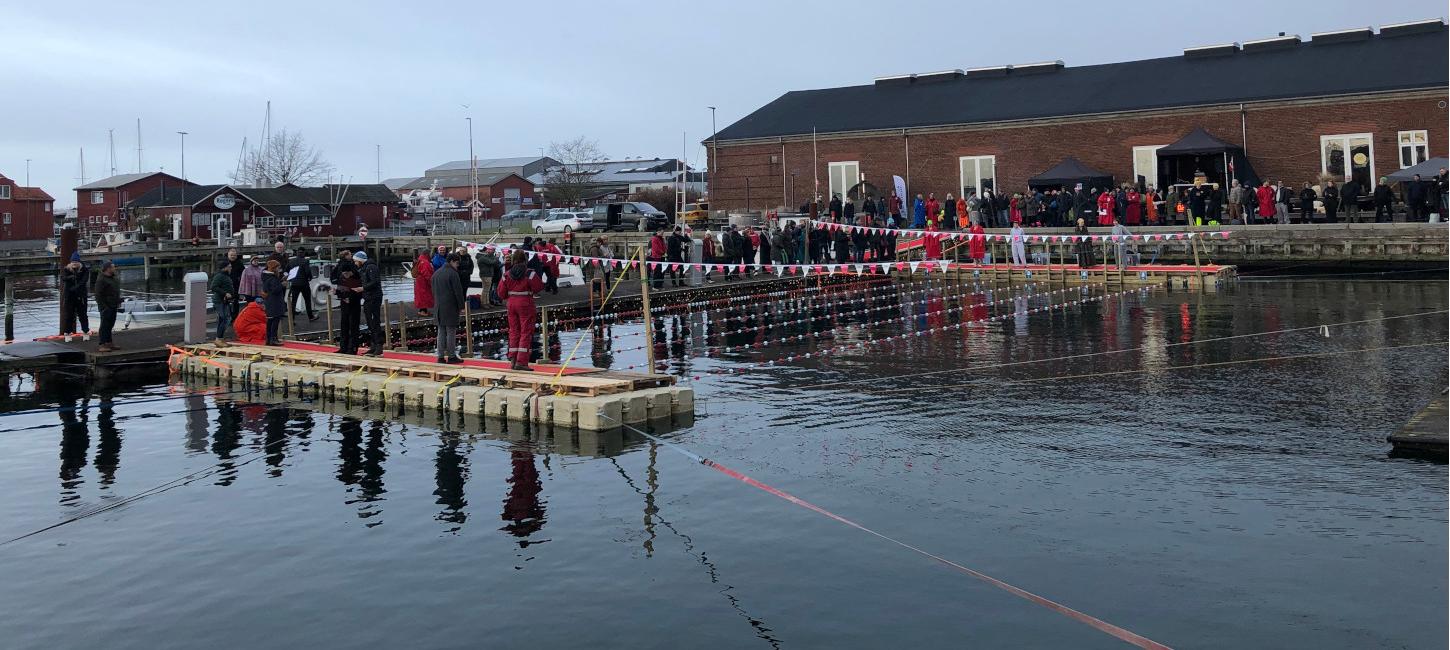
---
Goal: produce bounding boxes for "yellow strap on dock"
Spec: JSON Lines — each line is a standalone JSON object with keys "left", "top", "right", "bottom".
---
{"left": 550, "top": 248, "right": 640, "bottom": 390}
{"left": 342, "top": 366, "right": 366, "bottom": 393}
{"left": 435, "top": 373, "right": 463, "bottom": 398}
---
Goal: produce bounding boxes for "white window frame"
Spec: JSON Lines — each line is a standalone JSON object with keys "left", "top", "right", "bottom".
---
{"left": 1320, "top": 133, "right": 1375, "bottom": 185}
{"left": 306, "top": 214, "right": 330, "bottom": 226}
{"left": 1398, "top": 130, "right": 1429, "bottom": 169}
{"left": 90, "top": 191, "right": 105, "bottom": 204}
{"left": 3, "top": 213, "right": 11, "bottom": 225}
{"left": 1132, "top": 145, "right": 1166, "bottom": 187}
{"left": 827, "top": 161, "right": 860, "bottom": 200}
{"left": 191, "top": 212, "right": 213, "bottom": 226}
{"left": 255, "top": 216, "right": 275, "bottom": 227}
{"left": 276, "top": 215, "right": 300, "bottom": 227}
{"left": 0, "top": 185, "right": 10, "bottom": 200}
{"left": 957, "top": 155, "right": 997, "bottom": 195}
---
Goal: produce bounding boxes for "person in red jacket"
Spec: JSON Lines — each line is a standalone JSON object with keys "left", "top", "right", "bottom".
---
{"left": 535, "top": 239, "right": 562, "bottom": 294}
{"left": 1124, "top": 189, "right": 1142, "bottom": 226}
{"left": 1096, "top": 190, "right": 1116, "bottom": 226}
{"left": 1255, "top": 182, "right": 1275, "bottom": 225}
{"left": 968, "top": 222, "right": 986, "bottom": 264}
{"left": 924, "top": 193, "right": 940, "bottom": 229}
{"left": 496, "top": 250, "right": 545, "bottom": 371}
{"left": 923, "top": 232, "right": 942, "bottom": 260}
{"left": 233, "top": 300, "right": 268, "bottom": 345}
{"left": 412, "top": 249, "right": 434, "bottom": 317}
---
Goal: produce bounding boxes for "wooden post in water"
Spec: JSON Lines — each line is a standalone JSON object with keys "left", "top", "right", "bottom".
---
{"left": 3, "top": 277, "right": 12, "bottom": 342}
{"left": 287, "top": 293, "right": 295, "bottom": 338}
{"left": 383, "top": 298, "right": 392, "bottom": 349}
{"left": 463, "top": 297, "right": 473, "bottom": 357}
{"left": 1190, "top": 234, "right": 1204, "bottom": 289}
{"left": 325, "top": 290, "right": 334, "bottom": 342}
{"left": 398, "top": 301, "right": 409, "bottom": 352}
{"left": 637, "top": 245, "right": 657, "bottom": 372}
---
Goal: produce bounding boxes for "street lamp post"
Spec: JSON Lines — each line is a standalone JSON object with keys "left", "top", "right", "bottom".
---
{"left": 466, "top": 116, "right": 478, "bottom": 232}
{"left": 707, "top": 106, "right": 717, "bottom": 201}
{"left": 178, "top": 131, "right": 188, "bottom": 240}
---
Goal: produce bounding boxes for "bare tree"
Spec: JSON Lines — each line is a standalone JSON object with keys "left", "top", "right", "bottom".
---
{"left": 541, "top": 136, "right": 607, "bottom": 207}
{"left": 232, "top": 129, "right": 335, "bottom": 187}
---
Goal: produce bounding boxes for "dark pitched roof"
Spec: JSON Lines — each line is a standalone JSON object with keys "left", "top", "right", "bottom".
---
{"left": 322, "top": 184, "right": 399, "bottom": 204}
{"left": 715, "top": 25, "right": 1448, "bottom": 141}
{"left": 1028, "top": 157, "right": 1114, "bottom": 186}
{"left": 1157, "top": 128, "right": 1242, "bottom": 155}
{"left": 126, "top": 184, "right": 226, "bottom": 208}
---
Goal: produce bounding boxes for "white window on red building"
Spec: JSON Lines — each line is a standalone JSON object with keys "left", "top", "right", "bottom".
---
{"left": 0, "top": 185, "right": 10, "bottom": 200}
{"left": 827, "top": 161, "right": 860, "bottom": 200}
{"left": 1320, "top": 133, "right": 1374, "bottom": 189}
{"left": 307, "top": 215, "right": 330, "bottom": 226}
{"left": 90, "top": 191, "right": 104, "bottom": 204}
{"left": 958, "top": 155, "right": 996, "bottom": 195}
{"left": 1398, "top": 130, "right": 1429, "bottom": 168}
{"left": 3, "top": 213, "right": 11, "bottom": 225}
{"left": 1132, "top": 145, "right": 1166, "bottom": 187}
{"left": 256, "top": 216, "right": 275, "bottom": 227}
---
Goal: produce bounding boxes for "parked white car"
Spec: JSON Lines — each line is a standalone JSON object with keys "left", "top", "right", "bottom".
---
{"left": 533, "top": 210, "right": 593, "bottom": 234}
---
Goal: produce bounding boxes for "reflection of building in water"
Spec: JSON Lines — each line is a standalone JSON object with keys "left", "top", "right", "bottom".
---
{"left": 434, "top": 438, "right": 470, "bottom": 532}
{"left": 501, "top": 443, "right": 547, "bottom": 544}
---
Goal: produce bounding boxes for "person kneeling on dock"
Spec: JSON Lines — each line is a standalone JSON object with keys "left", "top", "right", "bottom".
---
{"left": 432, "top": 253, "right": 466, "bottom": 364}
{"left": 496, "top": 250, "right": 544, "bottom": 371}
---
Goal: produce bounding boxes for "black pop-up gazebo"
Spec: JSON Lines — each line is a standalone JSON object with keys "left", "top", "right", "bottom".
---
{"left": 1155, "top": 127, "right": 1260, "bottom": 189}
{"left": 1027, "top": 156, "right": 1115, "bottom": 191}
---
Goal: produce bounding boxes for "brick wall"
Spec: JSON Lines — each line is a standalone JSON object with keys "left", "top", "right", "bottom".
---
{"left": 708, "top": 93, "right": 1448, "bottom": 211}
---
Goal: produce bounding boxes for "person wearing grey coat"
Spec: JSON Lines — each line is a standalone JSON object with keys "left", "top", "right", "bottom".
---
{"left": 431, "top": 254, "right": 466, "bottom": 363}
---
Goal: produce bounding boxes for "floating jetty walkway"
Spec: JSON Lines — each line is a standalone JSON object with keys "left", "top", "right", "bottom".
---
{"left": 1388, "top": 391, "right": 1448, "bottom": 458}
{"left": 175, "top": 341, "right": 690, "bottom": 431}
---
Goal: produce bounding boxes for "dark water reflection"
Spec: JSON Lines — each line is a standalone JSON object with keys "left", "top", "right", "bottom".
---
{"left": 0, "top": 276, "right": 1446, "bottom": 649}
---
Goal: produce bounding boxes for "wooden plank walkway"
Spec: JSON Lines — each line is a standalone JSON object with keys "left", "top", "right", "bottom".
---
{"left": 1388, "top": 391, "right": 1448, "bottom": 457}
{"left": 186, "top": 342, "right": 672, "bottom": 396}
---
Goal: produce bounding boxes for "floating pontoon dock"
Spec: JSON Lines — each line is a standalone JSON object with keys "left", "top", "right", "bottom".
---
{"left": 174, "top": 342, "right": 692, "bottom": 431}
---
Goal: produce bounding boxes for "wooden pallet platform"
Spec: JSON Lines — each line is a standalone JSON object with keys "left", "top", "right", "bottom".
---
{"left": 182, "top": 343, "right": 671, "bottom": 397}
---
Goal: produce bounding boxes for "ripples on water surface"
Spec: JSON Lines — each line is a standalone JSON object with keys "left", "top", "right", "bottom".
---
{"left": 1, "top": 276, "right": 1445, "bottom": 649}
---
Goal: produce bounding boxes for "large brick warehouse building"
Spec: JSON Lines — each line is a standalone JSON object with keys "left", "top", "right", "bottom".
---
{"left": 707, "top": 19, "right": 1448, "bottom": 212}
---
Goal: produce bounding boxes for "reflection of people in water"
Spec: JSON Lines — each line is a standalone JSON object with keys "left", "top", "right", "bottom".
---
{"left": 359, "top": 421, "right": 387, "bottom": 505}
{"left": 590, "top": 325, "right": 614, "bottom": 369}
{"left": 58, "top": 397, "right": 89, "bottom": 504}
{"left": 434, "top": 437, "right": 469, "bottom": 531}
{"left": 95, "top": 398, "right": 121, "bottom": 487}
{"left": 501, "top": 444, "right": 546, "bottom": 544}
{"left": 262, "top": 408, "right": 289, "bottom": 477}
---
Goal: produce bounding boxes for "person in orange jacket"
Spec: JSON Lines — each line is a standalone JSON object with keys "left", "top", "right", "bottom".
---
{"left": 496, "top": 250, "right": 545, "bottom": 371}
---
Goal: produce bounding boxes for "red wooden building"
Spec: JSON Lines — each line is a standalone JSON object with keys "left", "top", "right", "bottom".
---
{"left": 74, "top": 172, "right": 191, "bottom": 237}
{"left": 127, "top": 183, "right": 398, "bottom": 239}
{"left": 0, "top": 173, "right": 55, "bottom": 243}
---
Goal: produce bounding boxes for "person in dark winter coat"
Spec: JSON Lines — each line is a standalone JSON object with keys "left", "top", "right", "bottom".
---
{"left": 1373, "top": 177, "right": 1396, "bottom": 222}
{"left": 210, "top": 262, "right": 236, "bottom": 341}
{"left": 94, "top": 261, "right": 122, "bottom": 351}
{"left": 1406, "top": 174, "right": 1428, "bottom": 221}
{"left": 356, "top": 252, "right": 384, "bottom": 356}
{"left": 1073, "top": 218, "right": 1095, "bottom": 268}
{"left": 59, "top": 253, "right": 92, "bottom": 335}
{"left": 476, "top": 247, "right": 502, "bottom": 306}
{"left": 1298, "top": 182, "right": 1317, "bottom": 223}
{"left": 287, "top": 248, "right": 317, "bottom": 321}
{"left": 1321, "top": 181, "right": 1340, "bottom": 223}
{"left": 431, "top": 253, "right": 466, "bottom": 363}
{"left": 1341, "top": 179, "right": 1362, "bottom": 222}
{"left": 261, "top": 259, "right": 287, "bottom": 345}
{"left": 333, "top": 265, "right": 363, "bottom": 354}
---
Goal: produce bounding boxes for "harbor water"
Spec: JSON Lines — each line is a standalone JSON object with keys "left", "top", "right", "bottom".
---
{"left": 1, "top": 275, "right": 1446, "bottom": 649}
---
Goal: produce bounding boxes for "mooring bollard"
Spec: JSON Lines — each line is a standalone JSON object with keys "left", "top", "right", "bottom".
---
{"left": 183, "top": 271, "right": 209, "bottom": 344}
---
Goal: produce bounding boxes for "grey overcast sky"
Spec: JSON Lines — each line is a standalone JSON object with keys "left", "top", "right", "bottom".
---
{"left": 2, "top": 0, "right": 1443, "bottom": 208}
